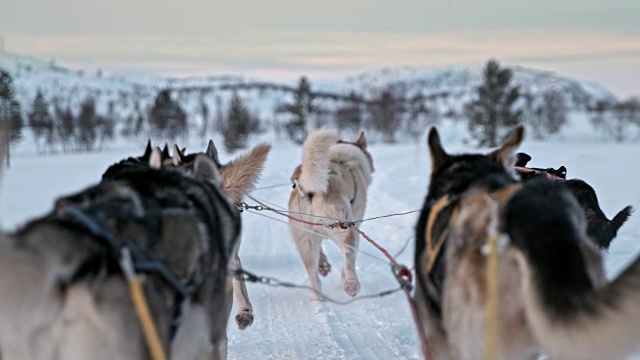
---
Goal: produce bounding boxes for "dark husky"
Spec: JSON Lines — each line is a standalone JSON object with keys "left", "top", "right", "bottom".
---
{"left": 0, "top": 150, "right": 239, "bottom": 360}
{"left": 168, "top": 140, "right": 271, "bottom": 330}
{"left": 414, "top": 124, "right": 640, "bottom": 360}
{"left": 105, "top": 140, "right": 272, "bottom": 346}
{"left": 515, "top": 152, "right": 633, "bottom": 249}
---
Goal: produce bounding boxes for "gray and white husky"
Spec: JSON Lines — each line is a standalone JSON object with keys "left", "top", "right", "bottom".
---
{"left": 288, "top": 128, "right": 374, "bottom": 299}
{"left": 414, "top": 124, "right": 640, "bottom": 360}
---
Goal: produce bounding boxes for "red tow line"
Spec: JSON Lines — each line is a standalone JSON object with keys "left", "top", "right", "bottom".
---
{"left": 245, "top": 194, "right": 431, "bottom": 360}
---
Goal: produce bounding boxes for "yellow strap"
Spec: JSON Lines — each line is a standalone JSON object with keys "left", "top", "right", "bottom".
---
{"left": 129, "top": 275, "right": 168, "bottom": 360}
{"left": 425, "top": 195, "right": 454, "bottom": 273}
{"left": 484, "top": 234, "right": 499, "bottom": 360}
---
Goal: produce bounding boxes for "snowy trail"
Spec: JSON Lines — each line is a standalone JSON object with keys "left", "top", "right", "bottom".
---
{"left": 1, "top": 136, "right": 639, "bottom": 359}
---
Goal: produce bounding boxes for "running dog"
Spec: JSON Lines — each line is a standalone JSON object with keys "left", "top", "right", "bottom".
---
{"left": 0, "top": 150, "right": 239, "bottom": 360}
{"left": 288, "top": 128, "right": 374, "bottom": 300}
{"left": 414, "top": 124, "right": 640, "bottom": 360}
{"left": 515, "top": 152, "right": 633, "bottom": 249}
{"left": 105, "top": 140, "right": 271, "bottom": 343}
{"left": 167, "top": 140, "right": 271, "bottom": 333}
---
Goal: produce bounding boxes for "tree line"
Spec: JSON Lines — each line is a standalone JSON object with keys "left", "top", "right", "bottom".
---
{"left": 2, "top": 62, "right": 640, "bottom": 157}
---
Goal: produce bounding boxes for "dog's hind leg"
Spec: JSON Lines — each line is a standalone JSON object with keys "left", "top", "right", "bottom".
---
{"left": 318, "top": 248, "right": 331, "bottom": 277}
{"left": 230, "top": 253, "right": 254, "bottom": 330}
{"left": 336, "top": 229, "right": 361, "bottom": 297}
{"left": 291, "top": 226, "right": 324, "bottom": 300}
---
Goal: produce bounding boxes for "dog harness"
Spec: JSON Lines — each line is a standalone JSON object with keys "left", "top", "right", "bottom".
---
{"left": 424, "top": 183, "right": 522, "bottom": 274}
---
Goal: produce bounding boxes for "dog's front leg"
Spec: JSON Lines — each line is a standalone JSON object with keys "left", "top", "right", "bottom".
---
{"left": 230, "top": 253, "right": 254, "bottom": 330}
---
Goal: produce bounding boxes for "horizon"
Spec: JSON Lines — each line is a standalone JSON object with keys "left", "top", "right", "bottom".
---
{"left": 1, "top": 0, "right": 638, "bottom": 98}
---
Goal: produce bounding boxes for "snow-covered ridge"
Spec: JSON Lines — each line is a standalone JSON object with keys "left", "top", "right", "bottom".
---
{"left": 0, "top": 52, "right": 617, "bottom": 118}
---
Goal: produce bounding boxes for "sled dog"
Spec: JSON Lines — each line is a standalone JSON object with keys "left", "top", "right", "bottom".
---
{"left": 414, "top": 124, "right": 640, "bottom": 360}
{"left": 0, "top": 150, "right": 239, "bottom": 360}
{"left": 515, "top": 152, "right": 633, "bottom": 250}
{"left": 288, "top": 128, "right": 374, "bottom": 299}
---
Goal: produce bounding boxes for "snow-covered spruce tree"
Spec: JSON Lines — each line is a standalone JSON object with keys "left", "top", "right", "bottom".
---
{"left": 28, "top": 89, "right": 54, "bottom": 153}
{"left": 223, "top": 92, "right": 254, "bottom": 152}
{"left": 280, "top": 76, "right": 315, "bottom": 144}
{"left": 148, "top": 89, "right": 187, "bottom": 141}
{"left": 0, "top": 70, "right": 24, "bottom": 146}
{"left": 465, "top": 60, "right": 522, "bottom": 147}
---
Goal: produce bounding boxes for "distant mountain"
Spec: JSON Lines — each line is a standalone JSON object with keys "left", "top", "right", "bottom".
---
{"left": 0, "top": 51, "right": 619, "bottom": 132}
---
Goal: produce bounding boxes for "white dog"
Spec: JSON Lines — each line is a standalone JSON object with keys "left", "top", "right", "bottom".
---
{"left": 288, "top": 128, "right": 374, "bottom": 300}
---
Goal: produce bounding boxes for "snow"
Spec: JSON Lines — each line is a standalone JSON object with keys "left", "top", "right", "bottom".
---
{"left": 1, "top": 124, "right": 639, "bottom": 359}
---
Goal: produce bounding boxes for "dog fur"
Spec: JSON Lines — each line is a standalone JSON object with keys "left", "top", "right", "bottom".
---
{"left": 288, "top": 128, "right": 374, "bottom": 300}
{"left": 515, "top": 152, "right": 633, "bottom": 249}
{"left": 0, "top": 152, "right": 239, "bottom": 360}
{"left": 167, "top": 140, "right": 272, "bottom": 340}
{"left": 414, "top": 124, "right": 640, "bottom": 360}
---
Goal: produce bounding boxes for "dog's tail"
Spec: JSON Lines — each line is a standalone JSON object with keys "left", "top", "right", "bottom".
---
{"left": 505, "top": 182, "right": 640, "bottom": 360}
{"left": 608, "top": 205, "right": 634, "bottom": 238}
{"left": 220, "top": 142, "right": 272, "bottom": 204}
{"left": 298, "top": 128, "right": 340, "bottom": 194}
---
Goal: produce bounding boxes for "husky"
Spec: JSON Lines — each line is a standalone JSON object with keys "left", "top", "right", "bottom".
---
{"left": 288, "top": 128, "right": 374, "bottom": 299}
{"left": 167, "top": 140, "right": 271, "bottom": 334}
{"left": 0, "top": 150, "right": 239, "bottom": 360}
{"left": 515, "top": 152, "right": 633, "bottom": 249}
{"left": 414, "top": 124, "right": 640, "bottom": 360}
{"left": 102, "top": 140, "right": 177, "bottom": 179}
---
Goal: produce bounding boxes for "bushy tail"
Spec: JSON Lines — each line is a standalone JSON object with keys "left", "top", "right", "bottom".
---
{"left": 298, "top": 128, "right": 340, "bottom": 194}
{"left": 220, "top": 142, "right": 271, "bottom": 204}
{"left": 609, "top": 205, "right": 634, "bottom": 236}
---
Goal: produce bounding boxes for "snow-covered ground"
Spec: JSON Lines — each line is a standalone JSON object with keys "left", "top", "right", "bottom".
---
{"left": 1, "top": 124, "right": 639, "bottom": 359}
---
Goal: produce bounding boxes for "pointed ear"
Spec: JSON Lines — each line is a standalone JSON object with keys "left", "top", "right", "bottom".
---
{"left": 355, "top": 131, "right": 368, "bottom": 149}
{"left": 172, "top": 144, "right": 184, "bottom": 166}
{"left": 489, "top": 124, "right": 525, "bottom": 169}
{"left": 142, "top": 140, "right": 152, "bottom": 159}
{"left": 220, "top": 142, "right": 271, "bottom": 204}
{"left": 162, "top": 144, "right": 170, "bottom": 159}
{"left": 149, "top": 147, "right": 163, "bottom": 169}
{"left": 205, "top": 139, "right": 220, "bottom": 165}
{"left": 515, "top": 152, "right": 531, "bottom": 167}
{"left": 193, "top": 154, "right": 222, "bottom": 185}
{"left": 427, "top": 126, "right": 450, "bottom": 171}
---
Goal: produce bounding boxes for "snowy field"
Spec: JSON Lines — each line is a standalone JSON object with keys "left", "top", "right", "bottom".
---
{"left": 1, "top": 124, "right": 640, "bottom": 359}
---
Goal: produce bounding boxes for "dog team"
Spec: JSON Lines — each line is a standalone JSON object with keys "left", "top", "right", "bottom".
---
{"left": 0, "top": 123, "right": 637, "bottom": 360}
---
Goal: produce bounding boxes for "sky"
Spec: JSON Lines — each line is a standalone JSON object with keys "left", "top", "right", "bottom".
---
{"left": 1, "top": 0, "right": 639, "bottom": 97}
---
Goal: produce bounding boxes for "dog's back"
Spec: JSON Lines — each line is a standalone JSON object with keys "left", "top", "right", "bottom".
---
{"left": 0, "top": 158, "right": 240, "bottom": 360}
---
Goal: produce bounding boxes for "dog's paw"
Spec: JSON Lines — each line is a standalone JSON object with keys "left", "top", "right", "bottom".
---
{"left": 343, "top": 278, "right": 360, "bottom": 297}
{"left": 235, "top": 310, "right": 254, "bottom": 330}
{"left": 318, "top": 259, "right": 331, "bottom": 277}
{"left": 310, "top": 292, "right": 323, "bottom": 301}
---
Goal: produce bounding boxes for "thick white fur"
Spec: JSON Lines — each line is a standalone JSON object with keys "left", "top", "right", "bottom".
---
{"left": 289, "top": 129, "right": 373, "bottom": 300}
{"left": 298, "top": 128, "right": 341, "bottom": 194}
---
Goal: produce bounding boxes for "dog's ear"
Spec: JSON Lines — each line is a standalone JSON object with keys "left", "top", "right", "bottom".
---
{"left": 427, "top": 126, "right": 450, "bottom": 171}
{"left": 149, "top": 147, "right": 163, "bottom": 169}
{"left": 142, "top": 139, "right": 152, "bottom": 160}
{"left": 161, "top": 144, "right": 171, "bottom": 159}
{"left": 355, "top": 131, "right": 368, "bottom": 149}
{"left": 172, "top": 144, "right": 185, "bottom": 166}
{"left": 193, "top": 154, "right": 222, "bottom": 186}
{"left": 205, "top": 139, "right": 221, "bottom": 165}
{"left": 515, "top": 152, "right": 531, "bottom": 167}
{"left": 557, "top": 165, "right": 567, "bottom": 179}
{"left": 220, "top": 142, "right": 271, "bottom": 204}
{"left": 489, "top": 124, "right": 525, "bottom": 169}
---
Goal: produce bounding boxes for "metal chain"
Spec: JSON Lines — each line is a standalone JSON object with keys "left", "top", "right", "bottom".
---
{"left": 229, "top": 269, "right": 405, "bottom": 305}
